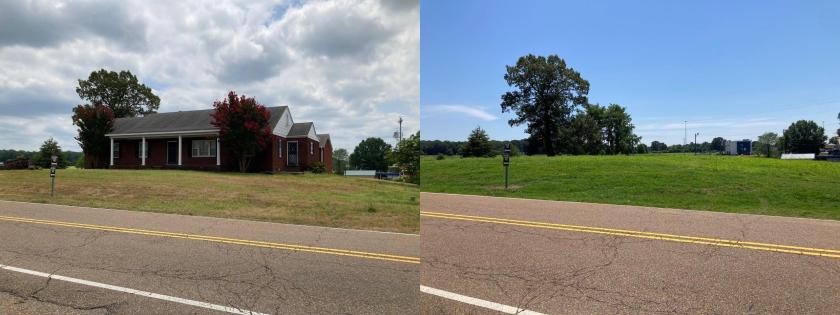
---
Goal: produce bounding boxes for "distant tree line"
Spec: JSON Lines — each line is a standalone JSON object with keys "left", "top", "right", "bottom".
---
{"left": 420, "top": 138, "right": 527, "bottom": 156}
{"left": 1, "top": 140, "right": 83, "bottom": 168}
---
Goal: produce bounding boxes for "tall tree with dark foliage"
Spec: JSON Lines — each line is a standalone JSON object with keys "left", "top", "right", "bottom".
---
{"left": 76, "top": 69, "right": 160, "bottom": 118}
{"left": 461, "top": 127, "right": 494, "bottom": 157}
{"left": 72, "top": 102, "right": 115, "bottom": 168}
{"left": 782, "top": 120, "right": 826, "bottom": 154}
{"left": 349, "top": 138, "right": 391, "bottom": 171}
{"left": 501, "top": 54, "right": 589, "bottom": 156}
{"left": 211, "top": 91, "right": 272, "bottom": 172}
{"left": 35, "top": 138, "right": 64, "bottom": 168}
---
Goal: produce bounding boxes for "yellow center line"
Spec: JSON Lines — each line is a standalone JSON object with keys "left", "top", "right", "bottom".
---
{"left": 0, "top": 215, "right": 420, "bottom": 264}
{"left": 421, "top": 211, "right": 840, "bottom": 259}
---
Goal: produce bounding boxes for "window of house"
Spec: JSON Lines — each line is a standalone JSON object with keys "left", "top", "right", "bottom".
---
{"left": 137, "top": 141, "right": 149, "bottom": 159}
{"left": 278, "top": 139, "right": 283, "bottom": 158}
{"left": 191, "top": 140, "right": 217, "bottom": 157}
{"left": 113, "top": 142, "right": 120, "bottom": 159}
{"left": 310, "top": 142, "right": 314, "bottom": 155}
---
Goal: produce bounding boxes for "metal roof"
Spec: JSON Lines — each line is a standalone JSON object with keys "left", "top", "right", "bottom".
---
{"left": 109, "top": 106, "right": 287, "bottom": 135}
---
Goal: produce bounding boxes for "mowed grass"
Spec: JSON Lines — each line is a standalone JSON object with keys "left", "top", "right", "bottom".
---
{"left": 422, "top": 154, "right": 840, "bottom": 220}
{"left": 0, "top": 169, "right": 419, "bottom": 233}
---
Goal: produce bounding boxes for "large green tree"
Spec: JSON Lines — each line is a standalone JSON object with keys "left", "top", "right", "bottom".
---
{"left": 349, "top": 138, "right": 391, "bottom": 171}
{"left": 602, "top": 104, "right": 640, "bottom": 155}
{"left": 76, "top": 69, "right": 160, "bottom": 118}
{"left": 711, "top": 137, "right": 726, "bottom": 153}
{"left": 755, "top": 132, "right": 779, "bottom": 158}
{"left": 72, "top": 102, "right": 115, "bottom": 168}
{"left": 461, "top": 127, "right": 494, "bottom": 157}
{"left": 501, "top": 54, "right": 589, "bottom": 156}
{"left": 782, "top": 120, "right": 826, "bottom": 154}
{"left": 564, "top": 106, "right": 603, "bottom": 155}
{"left": 332, "top": 148, "right": 349, "bottom": 174}
{"left": 390, "top": 132, "right": 420, "bottom": 184}
{"left": 211, "top": 91, "right": 272, "bottom": 172}
{"left": 650, "top": 141, "right": 668, "bottom": 152}
{"left": 34, "top": 138, "right": 64, "bottom": 168}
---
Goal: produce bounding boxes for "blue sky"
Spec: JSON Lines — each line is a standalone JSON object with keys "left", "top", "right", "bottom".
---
{"left": 421, "top": 0, "right": 840, "bottom": 145}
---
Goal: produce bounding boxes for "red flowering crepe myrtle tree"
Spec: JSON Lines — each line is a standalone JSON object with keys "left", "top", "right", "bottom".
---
{"left": 72, "top": 102, "right": 115, "bottom": 168}
{"left": 211, "top": 91, "right": 272, "bottom": 172}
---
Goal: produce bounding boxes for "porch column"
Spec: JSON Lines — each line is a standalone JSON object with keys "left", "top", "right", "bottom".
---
{"left": 109, "top": 137, "right": 114, "bottom": 166}
{"left": 141, "top": 137, "right": 146, "bottom": 166}
{"left": 178, "top": 136, "right": 182, "bottom": 166}
{"left": 216, "top": 137, "right": 220, "bottom": 166}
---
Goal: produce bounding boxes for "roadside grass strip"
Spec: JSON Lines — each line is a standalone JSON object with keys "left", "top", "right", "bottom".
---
{"left": 0, "top": 215, "right": 420, "bottom": 264}
{"left": 421, "top": 211, "right": 840, "bottom": 259}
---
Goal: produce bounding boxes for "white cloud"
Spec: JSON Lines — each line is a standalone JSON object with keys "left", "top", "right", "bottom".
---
{"left": 0, "top": 0, "right": 419, "bottom": 152}
{"left": 426, "top": 104, "right": 498, "bottom": 121}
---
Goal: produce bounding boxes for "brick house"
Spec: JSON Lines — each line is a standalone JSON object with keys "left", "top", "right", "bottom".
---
{"left": 98, "top": 106, "right": 332, "bottom": 173}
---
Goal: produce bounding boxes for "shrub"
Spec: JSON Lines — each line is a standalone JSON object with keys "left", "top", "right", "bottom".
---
{"left": 310, "top": 162, "right": 326, "bottom": 173}
{"left": 436, "top": 153, "right": 445, "bottom": 160}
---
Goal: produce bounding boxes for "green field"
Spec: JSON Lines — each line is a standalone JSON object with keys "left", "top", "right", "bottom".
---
{"left": 422, "top": 154, "right": 840, "bottom": 220}
{"left": 0, "top": 169, "right": 419, "bottom": 233}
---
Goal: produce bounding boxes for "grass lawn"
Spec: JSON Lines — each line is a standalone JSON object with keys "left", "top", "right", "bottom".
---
{"left": 0, "top": 169, "right": 419, "bottom": 233}
{"left": 422, "top": 154, "right": 840, "bottom": 220}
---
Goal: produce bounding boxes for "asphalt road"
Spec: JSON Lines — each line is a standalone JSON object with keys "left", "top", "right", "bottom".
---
{"left": 420, "top": 192, "right": 840, "bottom": 314}
{"left": 0, "top": 200, "right": 419, "bottom": 314}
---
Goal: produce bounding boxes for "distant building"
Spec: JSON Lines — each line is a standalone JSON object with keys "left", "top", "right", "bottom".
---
{"left": 725, "top": 140, "right": 752, "bottom": 155}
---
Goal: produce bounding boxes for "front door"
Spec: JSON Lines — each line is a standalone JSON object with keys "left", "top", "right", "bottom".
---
{"left": 287, "top": 141, "right": 298, "bottom": 165}
{"left": 167, "top": 141, "right": 178, "bottom": 165}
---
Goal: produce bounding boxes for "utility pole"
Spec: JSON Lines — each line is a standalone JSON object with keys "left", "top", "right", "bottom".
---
{"left": 684, "top": 121, "right": 688, "bottom": 147}
{"left": 694, "top": 133, "right": 699, "bottom": 154}
{"left": 398, "top": 116, "right": 403, "bottom": 141}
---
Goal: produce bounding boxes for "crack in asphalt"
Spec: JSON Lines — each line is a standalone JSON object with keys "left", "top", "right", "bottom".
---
{"left": 0, "top": 217, "right": 417, "bottom": 314}
{"left": 422, "top": 215, "right": 840, "bottom": 314}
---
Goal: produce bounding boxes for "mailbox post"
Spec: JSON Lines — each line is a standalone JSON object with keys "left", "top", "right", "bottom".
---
{"left": 503, "top": 143, "right": 511, "bottom": 190}
{"left": 50, "top": 155, "right": 57, "bottom": 197}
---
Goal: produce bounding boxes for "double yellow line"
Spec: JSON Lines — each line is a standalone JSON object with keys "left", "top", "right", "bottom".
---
{"left": 0, "top": 215, "right": 420, "bottom": 264}
{"left": 421, "top": 211, "right": 840, "bottom": 259}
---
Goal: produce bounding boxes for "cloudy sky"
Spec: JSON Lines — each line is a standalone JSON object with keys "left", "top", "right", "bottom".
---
{"left": 0, "top": 0, "right": 418, "bottom": 152}
{"left": 422, "top": 0, "right": 840, "bottom": 145}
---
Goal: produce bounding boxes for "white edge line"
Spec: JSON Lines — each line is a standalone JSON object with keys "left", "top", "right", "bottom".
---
{"left": 420, "top": 285, "right": 545, "bottom": 315}
{"left": 0, "top": 264, "right": 268, "bottom": 315}
{"left": 0, "top": 199, "right": 418, "bottom": 237}
{"left": 421, "top": 192, "right": 840, "bottom": 224}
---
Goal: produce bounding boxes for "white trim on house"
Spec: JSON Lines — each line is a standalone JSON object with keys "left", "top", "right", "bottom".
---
{"left": 278, "top": 138, "right": 283, "bottom": 158}
{"left": 106, "top": 130, "right": 219, "bottom": 138}
{"left": 191, "top": 140, "right": 217, "bottom": 158}
{"left": 110, "top": 138, "right": 115, "bottom": 166}
{"left": 140, "top": 137, "right": 146, "bottom": 166}
{"left": 307, "top": 125, "right": 318, "bottom": 141}
{"left": 272, "top": 108, "right": 294, "bottom": 137}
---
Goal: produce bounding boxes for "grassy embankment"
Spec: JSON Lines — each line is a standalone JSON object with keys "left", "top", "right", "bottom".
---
{"left": 422, "top": 154, "right": 840, "bottom": 220}
{"left": 0, "top": 169, "right": 419, "bottom": 233}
